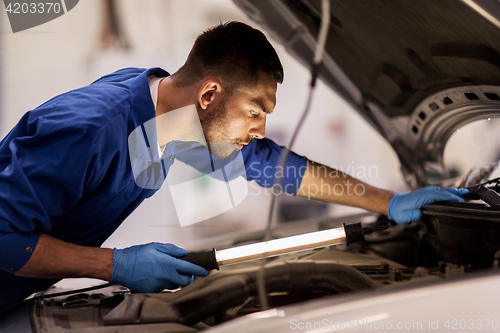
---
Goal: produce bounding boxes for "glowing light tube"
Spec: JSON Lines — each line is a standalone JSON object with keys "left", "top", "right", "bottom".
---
{"left": 215, "top": 227, "right": 346, "bottom": 266}
{"left": 181, "top": 223, "right": 365, "bottom": 270}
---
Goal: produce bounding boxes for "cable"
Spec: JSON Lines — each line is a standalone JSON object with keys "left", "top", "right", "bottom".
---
{"left": 256, "top": 0, "right": 331, "bottom": 310}
{"left": 0, "top": 282, "right": 115, "bottom": 316}
{"left": 362, "top": 220, "right": 392, "bottom": 234}
{"left": 2, "top": 2, "right": 332, "bottom": 316}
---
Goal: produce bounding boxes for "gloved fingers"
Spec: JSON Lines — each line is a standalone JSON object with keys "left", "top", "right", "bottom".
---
{"left": 441, "top": 188, "right": 469, "bottom": 196}
{"left": 176, "top": 274, "right": 195, "bottom": 287}
{"left": 160, "top": 271, "right": 194, "bottom": 288}
{"left": 151, "top": 243, "right": 188, "bottom": 258}
{"left": 150, "top": 257, "right": 195, "bottom": 289}
{"left": 418, "top": 186, "right": 439, "bottom": 192}
{"left": 175, "top": 258, "right": 209, "bottom": 277}
{"left": 156, "top": 277, "right": 188, "bottom": 291}
{"left": 417, "top": 189, "right": 465, "bottom": 206}
{"left": 389, "top": 187, "right": 468, "bottom": 224}
{"left": 433, "top": 190, "right": 466, "bottom": 202}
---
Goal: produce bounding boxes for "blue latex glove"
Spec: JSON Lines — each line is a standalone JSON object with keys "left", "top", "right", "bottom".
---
{"left": 388, "top": 186, "right": 468, "bottom": 224}
{"left": 110, "top": 243, "right": 208, "bottom": 293}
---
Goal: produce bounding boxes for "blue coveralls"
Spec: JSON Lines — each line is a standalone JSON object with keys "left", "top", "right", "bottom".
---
{"left": 0, "top": 67, "right": 307, "bottom": 308}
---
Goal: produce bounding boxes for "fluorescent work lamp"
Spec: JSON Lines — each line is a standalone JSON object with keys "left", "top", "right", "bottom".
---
{"left": 181, "top": 222, "right": 386, "bottom": 270}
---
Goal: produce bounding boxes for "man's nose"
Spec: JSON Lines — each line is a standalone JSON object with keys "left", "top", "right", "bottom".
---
{"left": 248, "top": 116, "right": 266, "bottom": 139}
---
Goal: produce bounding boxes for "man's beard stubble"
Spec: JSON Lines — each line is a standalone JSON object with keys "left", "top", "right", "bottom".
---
{"left": 200, "top": 99, "right": 241, "bottom": 159}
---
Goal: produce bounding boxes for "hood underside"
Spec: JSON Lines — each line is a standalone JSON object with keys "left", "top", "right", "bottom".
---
{"left": 233, "top": 0, "right": 500, "bottom": 187}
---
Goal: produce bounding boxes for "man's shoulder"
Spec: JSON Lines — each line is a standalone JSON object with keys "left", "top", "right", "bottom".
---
{"left": 91, "top": 67, "right": 169, "bottom": 85}
{"left": 90, "top": 67, "right": 147, "bottom": 85}
{"left": 31, "top": 67, "right": 162, "bottom": 133}
{"left": 32, "top": 84, "right": 133, "bottom": 134}
{"left": 20, "top": 67, "right": 170, "bottom": 141}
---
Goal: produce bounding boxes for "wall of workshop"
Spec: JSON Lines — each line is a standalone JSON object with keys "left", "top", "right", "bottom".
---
{"left": 0, "top": 0, "right": 405, "bottom": 258}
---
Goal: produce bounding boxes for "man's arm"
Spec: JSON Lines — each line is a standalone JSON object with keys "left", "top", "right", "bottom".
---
{"left": 13, "top": 233, "right": 208, "bottom": 293}
{"left": 14, "top": 234, "right": 113, "bottom": 280}
{"left": 297, "top": 161, "right": 395, "bottom": 215}
{"left": 296, "top": 160, "right": 468, "bottom": 224}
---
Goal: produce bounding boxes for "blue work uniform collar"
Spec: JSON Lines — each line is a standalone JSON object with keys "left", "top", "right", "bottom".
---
{"left": 129, "top": 67, "right": 170, "bottom": 128}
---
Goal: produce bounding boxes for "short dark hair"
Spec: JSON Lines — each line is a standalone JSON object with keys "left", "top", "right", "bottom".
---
{"left": 173, "top": 21, "right": 284, "bottom": 92}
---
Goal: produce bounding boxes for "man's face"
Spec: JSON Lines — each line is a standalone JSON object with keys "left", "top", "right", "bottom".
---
{"left": 200, "top": 73, "right": 277, "bottom": 159}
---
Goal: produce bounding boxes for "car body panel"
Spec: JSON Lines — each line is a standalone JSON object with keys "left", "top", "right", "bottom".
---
{"left": 233, "top": 0, "right": 500, "bottom": 186}
{"left": 210, "top": 271, "right": 500, "bottom": 333}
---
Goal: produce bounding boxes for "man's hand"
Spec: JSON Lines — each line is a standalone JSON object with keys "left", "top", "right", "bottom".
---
{"left": 110, "top": 243, "right": 208, "bottom": 293}
{"left": 388, "top": 186, "right": 469, "bottom": 224}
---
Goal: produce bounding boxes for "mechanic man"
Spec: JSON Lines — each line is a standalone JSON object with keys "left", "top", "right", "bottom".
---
{"left": 0, "top": 22, "right": 467, "bottom": 309}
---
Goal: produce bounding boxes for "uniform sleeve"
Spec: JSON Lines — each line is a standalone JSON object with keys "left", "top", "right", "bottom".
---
{"left": 241, "top": 138, "right": 309, "bottom": 195}
{"left": 0, "top": 112, "right": 94, "bottom": 273}
{"left": 170, "top": 139, "right": 308, "bottom": 195}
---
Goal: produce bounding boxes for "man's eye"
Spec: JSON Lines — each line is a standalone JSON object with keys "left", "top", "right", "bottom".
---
{"left": 250, "top": 110, "right": 259, "bottom": 117}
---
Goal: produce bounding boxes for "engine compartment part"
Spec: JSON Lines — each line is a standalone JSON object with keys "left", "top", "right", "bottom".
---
{"left": 27, "top": 245, "right": 482, "bottom": 333}
{"left": 421, "top": 201, "right": 500, "bottom": 268}
{"left": 102, "top": 261, "right": 379, "bottom": 326}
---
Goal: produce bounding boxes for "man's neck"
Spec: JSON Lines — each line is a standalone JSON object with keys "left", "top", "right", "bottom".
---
{"left": 156, "top": 76, "right": 198, "bottom": 117}
{"left": 154, "top": 75, "right": 207, "bottom": 149}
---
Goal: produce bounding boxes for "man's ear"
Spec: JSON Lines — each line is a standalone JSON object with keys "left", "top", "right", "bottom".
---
{"left": 198, "top": 79, "right": 223, "bottom": 110}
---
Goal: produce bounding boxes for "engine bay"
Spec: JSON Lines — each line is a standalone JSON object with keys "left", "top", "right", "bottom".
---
{"left": 28, "top": 181, "right": 500, "bottom": 332}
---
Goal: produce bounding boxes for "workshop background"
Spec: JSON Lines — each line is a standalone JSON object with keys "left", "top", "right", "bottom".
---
{"left": 1, "top": 0, "right": 499, "bottom": 287}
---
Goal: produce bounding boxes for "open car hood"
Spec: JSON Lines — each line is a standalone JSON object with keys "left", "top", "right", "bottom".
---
{"left": 233, "top": 0, "right": 500, "bottom": 188}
